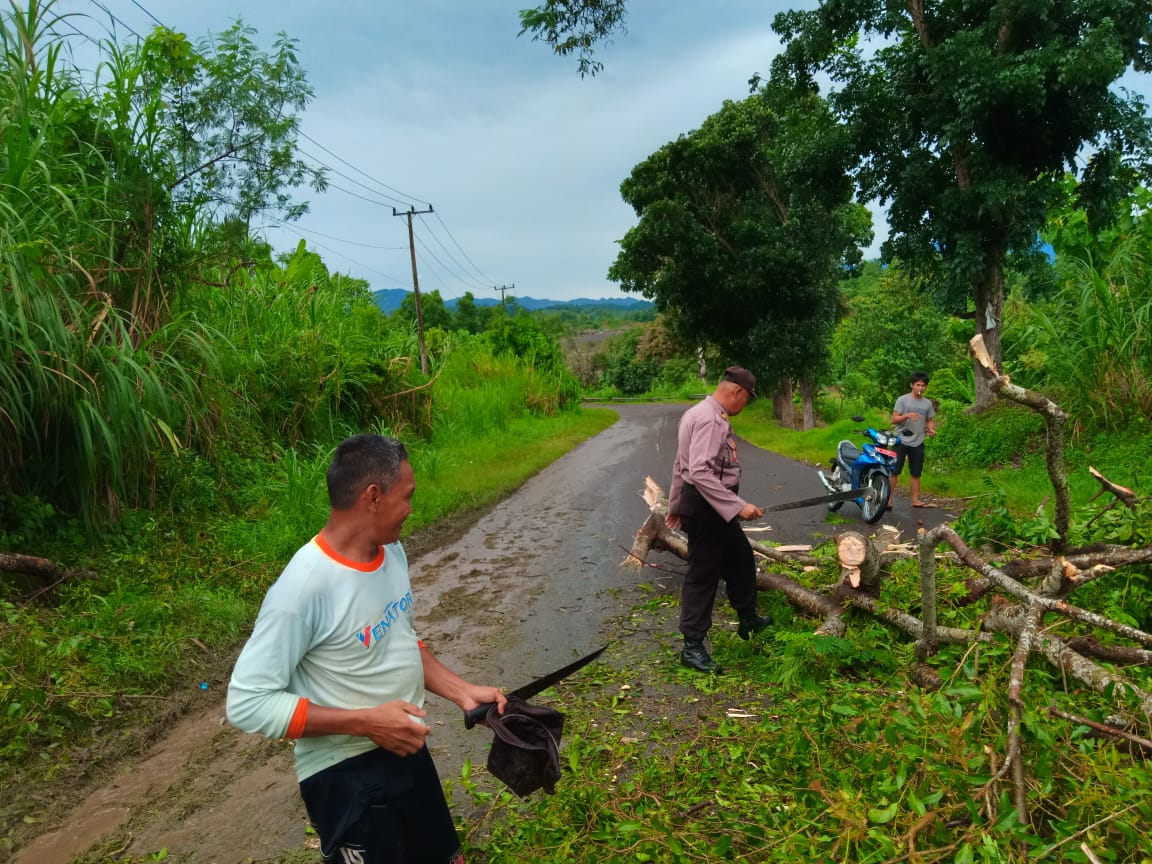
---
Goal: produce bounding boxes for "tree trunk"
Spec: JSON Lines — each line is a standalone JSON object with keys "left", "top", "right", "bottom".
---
{"left": 799, "top": 377, "right": 817, "bottom": 430}
{"left": 972, "top": 253, "right": 1005, "bottom": 412}
{"left": 773, "top": 376, "right": 795, "bottom": 428}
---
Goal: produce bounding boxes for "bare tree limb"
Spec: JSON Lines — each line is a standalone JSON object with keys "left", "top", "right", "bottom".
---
{"left": 971, "top": 333, "right": 1071, "bottom": 550}
{"left": 930, "top": 526, "right": 1152, "bottom": 648}
{"left": 837, "top": 589, "right": 992, "bottom": 646}
{"left": 1000, "top": 545, "right": 1152, "bottom": 580}
{"left": 2, "top": 553, "right": 98, "bottom": 604}
{"left": 1047, "top": 706, "right": 1152, "bottom": 754}
{"left": 1066, "top": 635, "right": 1152, "bottom": 666}
{"left": 1088, "top": 466, "right": 1138, "bottom": 508}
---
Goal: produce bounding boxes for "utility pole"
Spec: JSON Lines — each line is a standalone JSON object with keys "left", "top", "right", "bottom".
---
{"left": 493, "top": 283, "right": 515, "bottom": 308}
{"left": 393, "top": 204, "right": 434, "bottom": 374}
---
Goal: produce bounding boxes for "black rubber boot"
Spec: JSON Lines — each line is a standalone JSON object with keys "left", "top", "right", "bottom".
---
{"left": 737, "top": 613, "right": 773, "bottom": 641}
{"left": 680, "top": 639, "right": 720, "bottom": 673}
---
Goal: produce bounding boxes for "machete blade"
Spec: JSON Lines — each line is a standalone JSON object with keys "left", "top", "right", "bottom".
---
{"left": 760, "top": 486, "right": 874, "bottom": 513}
{"left": 464, "top": 645, "right": 607, "bottom": 729}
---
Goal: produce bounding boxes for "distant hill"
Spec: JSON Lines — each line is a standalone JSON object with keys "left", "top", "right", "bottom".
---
{"left": 371, "top": 289, "right": 651, "bottom": 315}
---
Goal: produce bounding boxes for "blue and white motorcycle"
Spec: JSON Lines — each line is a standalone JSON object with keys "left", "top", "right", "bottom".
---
{"left": 817, "top": 416, "right": 902, "bottom": 524}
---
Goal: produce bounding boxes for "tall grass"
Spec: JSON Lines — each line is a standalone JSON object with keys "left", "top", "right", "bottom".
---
{"left": 175, "top": 240, "right": 431, "bottom": 447}
{"left": 0, "top": 1, "right": 213, "bottom": 525}
{"left": 1035, "top": 242, "right": 1152, "bottom": 429}
{"left": 1022, "top": 192, "right": 1152, "bottom": 430}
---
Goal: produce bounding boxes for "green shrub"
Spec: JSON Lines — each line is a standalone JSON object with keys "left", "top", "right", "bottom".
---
{"left": 600, "top": 330, "right": 661, "bottom": 395}
{"left": 933, "top": 400, "right": 1045, "bottom": 469}
{"left": 829, "top": 267, "right": 964, "bottom": 408}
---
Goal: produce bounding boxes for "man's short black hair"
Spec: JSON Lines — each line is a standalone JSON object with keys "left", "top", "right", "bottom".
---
{"left": 327, "top": 435, "right": 409, "bottom": 510}
{"left": 910, "top": 371, "right": 930, "bottom": 385}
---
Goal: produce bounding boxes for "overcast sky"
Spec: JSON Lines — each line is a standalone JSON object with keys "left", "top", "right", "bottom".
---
{"left": 55, "top": 0, "right": 811, "bottom": 302}
{"left": 52, "top": 1, "right": 1152, "bottom": 303}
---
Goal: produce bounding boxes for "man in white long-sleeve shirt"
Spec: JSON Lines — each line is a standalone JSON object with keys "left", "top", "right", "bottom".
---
{"left": 227, "top": 434, "right": 505, "bottom": 864}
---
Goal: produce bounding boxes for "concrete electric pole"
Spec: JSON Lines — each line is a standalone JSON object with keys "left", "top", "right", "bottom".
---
{"left": 393, "top": 205, "right": 434, "bottom": 374}
{"left": 493, "top": 283, "right": 515, "bottom": 308}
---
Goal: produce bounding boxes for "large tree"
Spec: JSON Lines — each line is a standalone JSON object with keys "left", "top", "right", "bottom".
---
{"left": 608, "top": 88, "right": 871, "bottom": 426}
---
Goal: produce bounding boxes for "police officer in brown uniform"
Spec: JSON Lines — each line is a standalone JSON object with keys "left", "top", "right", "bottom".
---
{"left": 665, "top": 366, "right": 772, "bottom": 673}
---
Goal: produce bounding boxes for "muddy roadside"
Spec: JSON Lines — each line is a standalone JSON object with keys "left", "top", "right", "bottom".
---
{"left": 5, "top": 404, "right": 955, "bottom": 864}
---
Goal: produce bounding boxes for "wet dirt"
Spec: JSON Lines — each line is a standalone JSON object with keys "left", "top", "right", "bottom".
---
{"left": 8, "top": 403, "right": 955, "bottom": 864}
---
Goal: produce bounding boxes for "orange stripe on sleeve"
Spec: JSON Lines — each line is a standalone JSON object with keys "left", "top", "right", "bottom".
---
{"left": 418, "top": 639, "right": 426, "bottom": 649}
{"left": 286, "top": 698, "right": 309, "bottom": 739}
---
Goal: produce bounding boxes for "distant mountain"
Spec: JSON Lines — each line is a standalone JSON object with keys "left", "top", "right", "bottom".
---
{"left": 371, "top": 289, "right": 650, "bottom": 315}
{"left": 372, "top": 289, "right": 410, "bottom": 314}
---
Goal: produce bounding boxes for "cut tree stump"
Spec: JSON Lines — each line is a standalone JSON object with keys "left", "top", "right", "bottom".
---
{"left": 836, "top": 531, "right": 882, "bottom": 594}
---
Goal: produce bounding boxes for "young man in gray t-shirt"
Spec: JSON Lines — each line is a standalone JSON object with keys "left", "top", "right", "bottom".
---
{"left": 891, "top": 371, "right": 937, "bottom": 507}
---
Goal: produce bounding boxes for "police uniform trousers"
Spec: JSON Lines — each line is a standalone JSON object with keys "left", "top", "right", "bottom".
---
{"left": 678, "top": 484, "right": 758, "bottom": 641}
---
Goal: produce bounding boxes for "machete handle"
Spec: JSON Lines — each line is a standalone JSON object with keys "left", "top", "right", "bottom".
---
{"left": 463, "top": 702, "right": 494, "bottom": 730}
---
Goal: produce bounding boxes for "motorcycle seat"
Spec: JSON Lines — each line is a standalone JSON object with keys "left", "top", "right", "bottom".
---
{"left": 837, "top": 441, "right": 861, "bottom": 464}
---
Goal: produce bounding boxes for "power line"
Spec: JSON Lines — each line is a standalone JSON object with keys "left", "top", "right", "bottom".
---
{"left": 416, "top": 215, "right": 491, "bottom": 291}
{"left": 321, "top": 179, "right": 413, "bottom": 209}
{"left": 267, "top": 218, "right": 407, "bottom": 250}
{"left": 430, "top": 210, "right": 496, "bottom": 285}
{"left": 56, "top": 17, "right": 102, "bottom": 48}
{"left": 68, "top": 0, "right": 503, "bottom": 298}
{"left": 413, "top": 229, "right": 488, "bottom": 292}
{"left": 296, "top": 149, "right": 416, "bottom": 209}
{"left": 297, "top": 130, "right": 427, "bottom": 206}
{"left": 87, "top": 0, "right": 143, "bottom": 40}
{"left": 295, "top": 153, "right": 503, "bottom": 290}
{"left": 128, "top": 0, "right": 165, "bottom": 28}
{"left": 413, "top": 248, "right": 453, "bottom": 291}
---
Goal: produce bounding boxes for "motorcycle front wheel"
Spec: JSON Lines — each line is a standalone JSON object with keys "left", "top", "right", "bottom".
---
{"left": 859, "top": 469, "right": 891, "bottom": 524}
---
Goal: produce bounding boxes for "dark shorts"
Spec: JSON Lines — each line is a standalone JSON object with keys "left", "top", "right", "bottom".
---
{"left": 894, "top": 442, "right": 925, "bottom": 478}
{"left": 300, "top": 746, "right": 463, "bottom": 864}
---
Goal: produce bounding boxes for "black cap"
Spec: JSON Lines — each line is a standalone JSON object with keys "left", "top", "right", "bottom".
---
{"left": 722, "top": 366, "right": 757, "bottom": 398}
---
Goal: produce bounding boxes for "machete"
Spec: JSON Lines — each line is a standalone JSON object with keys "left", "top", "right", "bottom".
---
{"left": 759, "top": 485, "right": 878, "bottom": 513}
{"left": 463, "top": 645, "right": 607, "bottom": 730}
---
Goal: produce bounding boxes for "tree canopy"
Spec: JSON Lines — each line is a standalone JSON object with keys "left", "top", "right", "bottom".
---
{"left": 608, "top": 87, "right": 871, "bottom": 399}
{"left": 124, "top": 21, "right": 325, "bottom": 226}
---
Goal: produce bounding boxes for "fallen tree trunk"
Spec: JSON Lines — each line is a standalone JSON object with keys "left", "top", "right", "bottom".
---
{"left": 1, "top": 552, "right": 98, "bottom": 603}
{"left": 628, "top": 469, "right": 1152, "bottom": 843}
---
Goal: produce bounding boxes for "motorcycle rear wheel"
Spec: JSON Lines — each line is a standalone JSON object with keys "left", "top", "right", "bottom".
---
{"left": 859, "top": 469, "right": 891, "bottom": 524}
